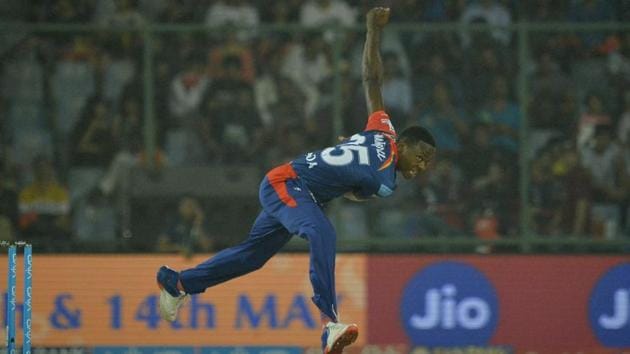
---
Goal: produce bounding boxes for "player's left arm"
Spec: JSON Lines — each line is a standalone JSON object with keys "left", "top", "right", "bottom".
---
{"left": 345, "top": 173, "right": 392, "bottom": 201}
{"left": 343, "top": 191, "right": 375, "bottom": 202}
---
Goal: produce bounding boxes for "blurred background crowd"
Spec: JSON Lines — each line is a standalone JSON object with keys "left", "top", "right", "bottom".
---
{"left": 0, "top": 0, "right": 629, "bottom": 253}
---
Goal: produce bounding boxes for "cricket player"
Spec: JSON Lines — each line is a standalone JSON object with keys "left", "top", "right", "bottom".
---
{"left": 157, "top": 7, "right": 436, "bottom": 354}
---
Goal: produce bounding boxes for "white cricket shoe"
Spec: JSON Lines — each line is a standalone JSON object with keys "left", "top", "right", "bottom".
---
{"left": 321, "top": 322, "right": 359, "bottom": 354}
{"left": 156, "top": 265, "right": 189, "bottom": 322}
{"left": 158, "top": 287, "right": 188, "bottom": 322}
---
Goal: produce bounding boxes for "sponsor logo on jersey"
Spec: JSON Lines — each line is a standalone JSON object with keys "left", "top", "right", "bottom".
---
{"left": 305, "top": 152, "right": 318, "bottom": 169}
{"left": 372, "top": 134, "right": 387, "bottom": 162}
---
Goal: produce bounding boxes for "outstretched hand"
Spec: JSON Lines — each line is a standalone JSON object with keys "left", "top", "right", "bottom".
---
{"left": 366, "top": 7, "right": 390, "bottom": 30}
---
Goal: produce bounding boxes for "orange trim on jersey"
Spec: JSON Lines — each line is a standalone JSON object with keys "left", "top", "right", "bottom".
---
{"left": 378, "top": 135, "right": 398, "bottom": 171}
{"left": 266, "top": 163, "right": 298, "bottom": 207}
{"left": 365, "top": 110, "right": 397, "bottom": 137}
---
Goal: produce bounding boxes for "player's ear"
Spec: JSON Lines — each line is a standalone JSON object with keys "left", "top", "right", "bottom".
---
{"left": 396, "top": 140, "right": 406, "bottom": 155}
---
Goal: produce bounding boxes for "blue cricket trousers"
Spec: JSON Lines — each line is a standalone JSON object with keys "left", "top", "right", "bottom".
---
{"left": 179, "top": 163, "right": 339, "bottom": 321}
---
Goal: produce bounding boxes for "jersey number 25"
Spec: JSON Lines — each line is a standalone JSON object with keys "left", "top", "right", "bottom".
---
{"left": 320, "top": 134, "right": 370, "bottom": 166}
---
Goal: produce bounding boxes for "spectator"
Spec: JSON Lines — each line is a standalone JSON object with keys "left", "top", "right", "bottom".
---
{"left": 168, "top": 59, "right": 209, "bottom": 120}
{"left": 460, "top": 122, "right": 499, "bottom": 182}
{"left": 18, "top": 156, "right": 71, "bottom": 249}
{"left": 254, "top": 51, "right": 307, "bottom": 128}
{"left": 208, "top": 32, "right": 256, "bottom": 83}
{"left": 87, "top": 94, "right": 143, "bottom": 207}
{"left": 477, "top": 75, "right": 520, "bottom": 154}
{"left": 417, "top": 81, "right": 468, "bottom": 155}
{"left": 113, "top": 94, "right": 143, "bottom": 154}
{"left": 531, "top": 51, "right": 572, "bottom": 113}
{"left": 557, "top": 91, "right": 580, "bottom": 135}
{"left": 6, "top": 0, "right": 630, "bottom": 249}
{"left": 550, "top": 141, "right": 592, "bottom": 236}
{"left": 281, "top": 32, "right": 332, "bottom": 120}
{"left": 70, "top": 98, "right": 116, "bottom": 169}
{"left": 101, "top": 45, "right": 137, "bottom": 112}
{"left": 459, "top": 121, "right": 518, "bottom": 235}
{"left": 299, "top": 0, "right": 356, "bottom": 28}
{"left": 51, "top": 36, "right": 98, "bottom": 139}
{"left": 206, "top": 56, "right": 260, "bottom": 163}
{"left": 204, "top": 0, "right": 259, "bottom": 40}
{"left": 381, "top": 52, "right": 413, "bottom": 121}
{"left": 464, "top": 46, "right": 508, "bottom": 110}
{"left": 1, "top": 38, "right": 51, "bottom": 177}
{"left": 66, "top": 97, "right": 117, "bottom": 242}
{"left": 577, "top": 92, "right": 612, "bottom": 149}
{"left": 158, "top": 33, "right": 201, "bottom": 76}
{"left": 205, "top": 0, "right": 260, "bottom": 27}
{"left": 99, "top": 0, "right": 146, "bottom": 27}
{"left": 468, "top": 154, "right": 517, "bottom": 239}
{"left": 530, "top": 142, "right": 561, "bottom": 235}
{"left": 415, "top": 158, "right": 465, "bottom": 237}
{"left": 608, "top": 33, "right": 630, "bottom": 89}
{"left": 165, "top": 58, "right": 211, "bottom": 165}
{"left": 90, "top": 90, "right": 166, "bottom": 201}
{"left": 413, "top": 52, "right": 465, "bottom": 113}
{"left": 529, "top": 51, "right": 575, "bottom": 153}
{"left": 266, "top": 125, "right": 308, "bottom": 168}
{"left": 567, "top": 0, "right": 614, "bottom": 53}
{"left": 157, "top": 196, "right": 213, "bottom": 257}
{"left": 195, "top": 97, "right": 223, "bottom": 163}
{"left": 156, "top": 0, "right": 196, "bottom": 23}
{"left": 580, "top": 124, "right": 625, "bottom": 239}
{"left": 340, "top": 71, "right": 368, "bottom": 134}
{"left": 259, "top": 0, "right": 301, "bottom": 23}
{"left": 460, "top": 0, "right": 512, "bottom": 48}
{"left": 300, "top": 0, "right": 356, "bottom": 44}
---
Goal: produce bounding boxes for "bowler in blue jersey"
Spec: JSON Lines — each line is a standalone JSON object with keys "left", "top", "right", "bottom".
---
{"left": 156, "top": 7, "right": 436, "bottom": 354}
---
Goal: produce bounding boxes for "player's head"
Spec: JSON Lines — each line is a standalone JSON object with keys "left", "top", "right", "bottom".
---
{"left": 396, "top": 126, "right": 436, "bottom": 179}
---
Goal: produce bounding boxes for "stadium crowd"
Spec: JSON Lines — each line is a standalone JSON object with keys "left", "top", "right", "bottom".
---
{"left": 0, "top": 0, "right": 629, "bottom": 252}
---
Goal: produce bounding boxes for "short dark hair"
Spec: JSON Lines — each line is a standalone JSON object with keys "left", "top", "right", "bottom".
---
{"left": 398, "top": 125, "right": 436, "bottom": 148}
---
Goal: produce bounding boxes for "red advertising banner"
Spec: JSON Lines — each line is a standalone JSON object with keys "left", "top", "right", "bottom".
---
{"left": 367, "top": 255, "right": 630, "bottom": 354}
{"left": 0, "top": 254, "right": 367, "bottom": 347}
{"left": 2, "top": 252, "right": 628, "bottom": 353}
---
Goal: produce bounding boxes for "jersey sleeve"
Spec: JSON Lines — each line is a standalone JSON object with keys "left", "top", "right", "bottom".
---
{"left": 354, "top": 182, "right": 394, "bottom": 199}
{"left": 354, "top": 182, "right": 379, "bottom": 199}
{"left": 364, "top": 110, "right": 397, "bottom": 137}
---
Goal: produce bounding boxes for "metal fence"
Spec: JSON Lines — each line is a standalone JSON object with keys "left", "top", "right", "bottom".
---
{"left": 1, "top": 21, "right": 629, "bottom": 253}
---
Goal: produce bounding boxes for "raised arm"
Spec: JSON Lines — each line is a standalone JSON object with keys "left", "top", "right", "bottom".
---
{"left": 362, "top": 7, "right": 390, "bottom": 114}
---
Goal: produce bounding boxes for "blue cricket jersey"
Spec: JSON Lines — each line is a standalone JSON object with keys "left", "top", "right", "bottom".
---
{"left": 291, "top": 111, "right": 398, "bottom": 203}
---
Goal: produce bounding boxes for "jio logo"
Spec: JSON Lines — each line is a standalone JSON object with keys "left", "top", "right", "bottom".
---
{"left": 589, "top": 263, "right": 630, "bottom": 347}
{"left": 400, "top": 261, "right": 499, "bottom": 346}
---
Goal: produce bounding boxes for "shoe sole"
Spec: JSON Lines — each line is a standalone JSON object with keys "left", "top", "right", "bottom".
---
{"left": 158, "top": 288, "right": 176, "bottom": 322}
{"left": 325, "top": 325, "right": 359, "bottom": 354}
